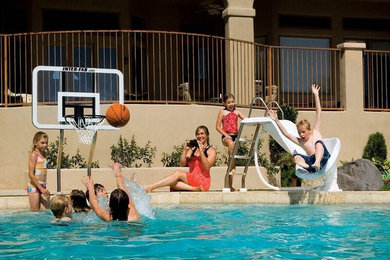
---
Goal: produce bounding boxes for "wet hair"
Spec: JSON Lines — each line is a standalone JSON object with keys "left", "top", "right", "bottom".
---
{"left": 70, "top": 189, "right": 91, "bottom": 213}
{"left": 222, "top": 93, "right": 235, "bottom": 103}
{"left": 31, "top": 131, "right": 48, "bottom": 152}
{"left": 196, "top": 125, "right": 210, "bottom": 145}
{"left": 109, "top": 189, "right": 129, "bottom": 221}
{"left": 85, "top": 183, "right": 106, "bottom": 202}
{"left": 297, "top": 119, "right": 311, "bottom": 131}
{"left": 50, "top": 195, "right": 70, "bottom": 218}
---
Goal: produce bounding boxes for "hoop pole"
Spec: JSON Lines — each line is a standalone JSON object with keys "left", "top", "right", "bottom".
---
{"left": 87, "top": 132, "right": 98, "bottom": 177}
{"left": 56, "top": 129, "right": 65, "bottom": 192}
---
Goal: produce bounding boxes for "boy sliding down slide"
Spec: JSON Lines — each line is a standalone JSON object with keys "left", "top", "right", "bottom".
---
{"left": 267, "top": 84, "right": 331, "bottom": 173}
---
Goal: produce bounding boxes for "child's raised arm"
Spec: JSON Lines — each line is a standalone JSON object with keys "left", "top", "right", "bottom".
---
{"left": 111, "top": 163, "right": 140, "bottom": 221}
{"left": 82, "top": 177, "right": 111, "bottom": 221}
{"left": 267, "top": 110, "right": 300, "bottom": 145}
{"left": 312, "top": 84, "right": 322, "bottom": 131}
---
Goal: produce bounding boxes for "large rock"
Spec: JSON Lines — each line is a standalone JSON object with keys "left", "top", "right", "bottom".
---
{"left": 337, "top": 158, "right": 383, "bottom": 191}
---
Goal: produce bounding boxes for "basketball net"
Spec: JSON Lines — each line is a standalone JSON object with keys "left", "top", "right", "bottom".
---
{"left": 65, "top": 115, "right": 105, "bottom": 144}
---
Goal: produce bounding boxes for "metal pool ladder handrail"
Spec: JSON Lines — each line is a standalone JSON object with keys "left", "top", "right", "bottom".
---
{"left": 223, "top": 97, "right": 285, "bottom": 192}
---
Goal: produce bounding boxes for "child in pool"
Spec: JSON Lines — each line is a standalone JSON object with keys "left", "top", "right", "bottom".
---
{"left": 267, "top": 84, "right": 331, "bottom": 172}
{"left": 216, "top": 94, "right": 246, "bottom": 191}
{"left": 50, "top": 195, "right": 72, "bottom": 223}
{"left": 70, "top": 189, "right": 91, "bottom": 213}
{"left": 82, "top": 163, "right": 140, "bottom": 221}
{"left": 85, "top": 183, "right": 108, "bottom": 203}
{"left": 26, "top": 131, "right": 50, "bottom": 211}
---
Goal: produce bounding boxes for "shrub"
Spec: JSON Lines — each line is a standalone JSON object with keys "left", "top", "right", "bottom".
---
{"left": 362, "top": 132, "right": 387, "bottom": 162}
{"left": 161, "top": 144, "right": 184, "bottom": 167}
{"left": 225, "top": 136, "right": 279, "bottom": 175}
{"left": 161, "top": 144, "right": 227, "bottom": 167}
{"left": 46, "top": 137, "right": 100, "bottom": 169}
{"left": 380, "top": 181, "right": 390, "bottom": 191}
{"left": 371, "top": 158, "right": 390, "bottom": 180}
{"left": 160, "top": 138, "right": 277, "bottom": 175}
{"left": 111, "top": 135, "right": 156, "bottom": 168}
{"left": 268, "top": 104, "right": 299, "bottom": 186}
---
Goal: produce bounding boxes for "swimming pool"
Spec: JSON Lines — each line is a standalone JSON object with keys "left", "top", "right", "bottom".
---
{"left": 1, "top": 204, "right": 389, "bottom": 259}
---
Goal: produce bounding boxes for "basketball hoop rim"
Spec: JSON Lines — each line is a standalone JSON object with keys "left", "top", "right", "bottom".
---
{"left": 64, "top": 115, "right": 106, "bottom": 144}
{"left": 64, "top": 114, "right": 106, "bottom": 129}
{"left": 64, "top": 114, "right": 105, "bottom": 121}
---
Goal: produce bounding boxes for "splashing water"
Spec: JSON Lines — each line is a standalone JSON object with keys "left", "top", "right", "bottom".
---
{"left": 76, "top": 196, "right": 110, "bottom": 223}
{"left": 124, "top": 178, "right": 155, "bottom": 219}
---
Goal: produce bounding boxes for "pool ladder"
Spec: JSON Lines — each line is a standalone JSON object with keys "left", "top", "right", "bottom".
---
{"left": 222, "top": 97, "right": 283, "bottom": 192}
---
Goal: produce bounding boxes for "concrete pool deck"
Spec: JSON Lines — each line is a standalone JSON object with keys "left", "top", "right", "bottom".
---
{"left": 1, "top": 189, "right": 390, "bottom": 210}
{"left": 3, "top": 167, "right": 389, "bottom": 210}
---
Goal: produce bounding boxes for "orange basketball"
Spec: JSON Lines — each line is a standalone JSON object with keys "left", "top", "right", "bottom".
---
{"left": 105, "top": 104, "right": 130, "bottom": 127}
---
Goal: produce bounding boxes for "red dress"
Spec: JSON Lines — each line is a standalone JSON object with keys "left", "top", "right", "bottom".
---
{"left": 222, "top": 112, "right": 238, "bottom": 134}
{"left": 186, "top": 154, "right": 211, "bottom": 191}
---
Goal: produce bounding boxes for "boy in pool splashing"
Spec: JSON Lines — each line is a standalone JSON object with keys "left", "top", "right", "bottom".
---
{"left": 267, "top": 84, "right": 330, "bottom": 172}
{"left": 50, "top": 195, "right": 72, "bottom": 223}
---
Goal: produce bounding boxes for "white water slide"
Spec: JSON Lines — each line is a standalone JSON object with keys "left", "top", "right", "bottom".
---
{"left": 243, "top": 116, "right": 341, "bottom": 191}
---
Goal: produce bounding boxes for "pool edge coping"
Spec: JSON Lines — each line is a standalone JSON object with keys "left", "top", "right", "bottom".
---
{"left": 1, "top": 190, "right": 390, "bottom": 210}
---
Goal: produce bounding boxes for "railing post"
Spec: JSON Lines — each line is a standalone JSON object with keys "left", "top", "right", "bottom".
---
{"left": 337, "top": 42, "right": 366, "bottom": 112}
{"left": 3, "top": 35, "right": 8, "bottom": 107}
{"left": 222, "top": 0, "right": 256, "bottom": 105}
{"left": 267, "top": 47, "right": 273, "bottom": 98}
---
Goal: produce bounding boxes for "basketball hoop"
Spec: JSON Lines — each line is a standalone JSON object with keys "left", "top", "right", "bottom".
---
{"left": 65, "top": 115, "right": 105, "bottom": 144}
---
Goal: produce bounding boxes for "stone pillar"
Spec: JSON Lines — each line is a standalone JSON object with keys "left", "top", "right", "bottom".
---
{"left": 337, "top": 42, "right": 366, "bottom": 112}
{"left": 222, "top": 0, "right": 256, "bottom": 105}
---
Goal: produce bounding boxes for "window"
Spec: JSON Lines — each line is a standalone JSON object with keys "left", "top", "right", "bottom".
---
{"left": 279, "top": 37, "right": 331, "bottom": 93}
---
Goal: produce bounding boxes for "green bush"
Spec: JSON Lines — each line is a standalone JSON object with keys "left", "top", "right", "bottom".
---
{"left": 161, "top": 144, "right": 184, "bottom": 167}
{"left": 362, "top": 132, "right": 387, "bottom": 162}
{"left": 46, "top": 137, "right": 100, "bottom": 169}
{"left": 160, "top": 138, "right": 278, "bottom": 175}
{"left": 268, "top": 104, "right": 299, "bottom": 186}
{"left": 111, "top": 135, "right": 156, "bottom": 168}
{"left": 380, "top": 181, "right": 390, "bottom": 191}
{"left": 161, "top": 144, "right": 226, "bottom": 167}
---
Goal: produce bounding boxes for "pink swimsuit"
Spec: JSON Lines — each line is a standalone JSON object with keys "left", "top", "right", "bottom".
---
{"left": 186, "top": 155, "right": 211, "bottom": 191}
{"left": 222, "top": 112, "right": 238, "bottom": 134}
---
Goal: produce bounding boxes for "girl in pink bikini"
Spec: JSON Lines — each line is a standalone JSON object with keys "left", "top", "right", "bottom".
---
{"left": 144, "top": 125, "right": 217, "bottom": 192}
{"left": 216, "top": 94, "right": 246, "bottom": 191}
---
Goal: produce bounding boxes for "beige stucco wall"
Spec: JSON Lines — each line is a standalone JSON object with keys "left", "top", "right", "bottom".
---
{"left": 45, "top": 166, "right": 279, "bottom": 193}
{"left": 1, "top": 102, "right": 389, "bottom": 190}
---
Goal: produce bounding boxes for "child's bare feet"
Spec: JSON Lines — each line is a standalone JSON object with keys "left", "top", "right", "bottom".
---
{"left": 296, "top": 161, "right": 310, "bottom": 170}
{"left": 109, "top": 162, "right": 123, "bottom": 170}
{"left": 312, "top": 163, "right": 321, "bottom": 172}
{"left": 143, "top": 184, "right": 153, "bottom": 193}
{"left": 130, "top": 172, "right": 137, "bottom": 182}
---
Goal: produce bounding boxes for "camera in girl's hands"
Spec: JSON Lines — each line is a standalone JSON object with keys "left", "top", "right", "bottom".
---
{"left": 188, "top": 139, "right": 198, "bottom": 148}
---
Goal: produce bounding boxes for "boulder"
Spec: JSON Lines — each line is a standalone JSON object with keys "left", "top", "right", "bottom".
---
{"left": 337, "top": 158, "right": 383, "bottom": 191}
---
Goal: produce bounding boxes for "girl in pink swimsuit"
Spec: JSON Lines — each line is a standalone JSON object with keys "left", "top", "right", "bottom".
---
{"left": 216, "top": 94, "right": 246, "bottom": 191}
{"left": 144, "top": 125, "right": 217, "bottom": 192}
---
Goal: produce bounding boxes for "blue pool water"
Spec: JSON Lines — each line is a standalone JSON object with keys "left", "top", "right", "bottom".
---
{"left": 1, "top": 204, "right": 390, "bottom": 259}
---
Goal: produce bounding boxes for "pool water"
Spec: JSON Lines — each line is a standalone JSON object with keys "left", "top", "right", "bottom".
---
{"left": 1, "top": 204, "right": 390, "bottom": 259}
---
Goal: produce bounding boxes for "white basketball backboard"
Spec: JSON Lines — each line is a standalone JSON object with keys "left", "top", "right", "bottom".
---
{"left": 32, "top": 66, "right": 124, "bottom": 130}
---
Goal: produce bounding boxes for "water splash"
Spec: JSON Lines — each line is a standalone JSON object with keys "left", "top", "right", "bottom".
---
{"left": 77, "top": 196, "right": 109, "bottom": 223}
{"left": 124, "top": 178, "right": 155, "bottom": 219}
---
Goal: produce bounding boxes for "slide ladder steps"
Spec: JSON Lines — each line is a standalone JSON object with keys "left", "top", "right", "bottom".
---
{"left": 223, "top": 119, "right": 262, "bottom": 192}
